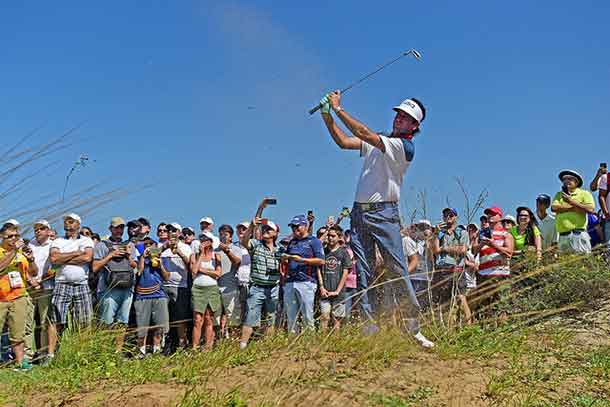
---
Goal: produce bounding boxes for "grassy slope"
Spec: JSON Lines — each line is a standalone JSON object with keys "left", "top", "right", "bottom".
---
{"left": 2, "top": 254, "right": 610, "bottom": 407}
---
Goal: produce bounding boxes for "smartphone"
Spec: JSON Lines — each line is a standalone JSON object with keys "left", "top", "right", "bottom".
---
{"left": 601, "top": 163, "right": 607, "bottom": 170}
{"left": 261, "top": 218, "right": 269, "bottom": 225}
{"left": 562, "top": 185, "right": 569, "bottom": 194}
{"left": 265, "top": 198, "right": 277, "bottom": 205}
{"left": 341, "top": 207, "right": 350, "bottom": 217}
{"left": 307, "top": 210, "right": 314, "bottom": 217}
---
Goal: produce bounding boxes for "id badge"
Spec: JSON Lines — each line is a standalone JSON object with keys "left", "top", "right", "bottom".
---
{"left": 8, "top": 271, "right": 24, "bottom": 289}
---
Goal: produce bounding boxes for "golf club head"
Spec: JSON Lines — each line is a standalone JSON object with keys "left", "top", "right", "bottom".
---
{"left": 410, "top": 49, "right": 422, "bottom": 60}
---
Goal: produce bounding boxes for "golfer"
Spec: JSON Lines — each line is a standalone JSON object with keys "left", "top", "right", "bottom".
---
{"left": 318, "top": 90, "right": 434, "bottom": 348}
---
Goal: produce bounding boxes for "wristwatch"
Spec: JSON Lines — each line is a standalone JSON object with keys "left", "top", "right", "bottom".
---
{"left": 334, "top": 106, "right": 343, "bottom": 113}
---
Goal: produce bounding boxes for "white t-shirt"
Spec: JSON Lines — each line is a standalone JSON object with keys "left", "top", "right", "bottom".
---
{"left": 464, "top": 251, "right": 479, "bottom": 289}
{"left": 161, "top": 242, "right": 193, "bottom": 288}
{"left": 193, "top": 258, "right": 219, "bottom": 287}
{"left": 29, "top": 239, "right": 51, "bottom": 283}
{"left": 234, "top": 243, "right": 251, "bottom": 285}
{"left": 50, "top": 236, "right": 94, "bottom": 284}
{"left": 537, "top": 213, "right": 557, "bottom": 250}
{"left": 402, "top": 236, "right": 431, "bottom": 281}
{"left": 598, "top": 174, "right": 609, "bottom": 210}
{"left": 355, "top": 134, "right": 413, "bottom": 203}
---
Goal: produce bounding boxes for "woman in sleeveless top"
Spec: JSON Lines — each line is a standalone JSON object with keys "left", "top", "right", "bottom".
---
{"left": 189, "top": 234, "right": 222, "bottom": 350}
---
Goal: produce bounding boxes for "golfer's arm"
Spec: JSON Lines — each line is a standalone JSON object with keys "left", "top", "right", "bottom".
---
{"left": 334, "top": 110, "right": 384, "bottom": 152}
{"left": 321, "top": 113, "right": 361, "bottom": 150}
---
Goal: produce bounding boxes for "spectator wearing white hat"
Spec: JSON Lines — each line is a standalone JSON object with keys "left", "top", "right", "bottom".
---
{"left": 161, "top": 222, "right": 192, "bottom": 351}
{"left": 47, "top": 213, "right": 94, "bottom": 361}
{"left": 402, "top": 220, "right": 434, "bottom": 310}
{"left": 502, "top": 215, "right": 517, "bottom": 230}
{"left": 551, "top": 170, "right": 596, "bottom": 254}
{"left": 234, "top": 221, "right": 252, "bottom": 318}
{"left": 27, "top": 219, "right": 55, "bottom": 358}
{"left": 239, "top": 199, "right": 282, "bottom": 349}
{"left": 216, "top": 224, "right": 242, "bottom": 337}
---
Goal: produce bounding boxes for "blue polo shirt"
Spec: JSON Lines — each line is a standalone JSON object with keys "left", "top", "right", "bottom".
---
{"left": 285, "top": 236, "right": 325, "bottom": 283}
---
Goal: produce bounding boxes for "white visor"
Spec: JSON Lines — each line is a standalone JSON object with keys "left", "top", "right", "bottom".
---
{"left": 393, "top": 99, "right": 424, "bottom": 123}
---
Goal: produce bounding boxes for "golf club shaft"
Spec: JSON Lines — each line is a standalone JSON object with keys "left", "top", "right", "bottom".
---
{"left": 308, "top": 49, "right": 421, "bottom": 115}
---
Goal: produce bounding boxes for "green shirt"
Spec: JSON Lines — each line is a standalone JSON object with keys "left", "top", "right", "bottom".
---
{"left": 509, "top": 225, "right": 540, "bottom": 252}
{"left": 248, "top": 240, "right": 281, "bottom": 286}
{"left": 552, "top": 188, "right": 595, "bottom": 234}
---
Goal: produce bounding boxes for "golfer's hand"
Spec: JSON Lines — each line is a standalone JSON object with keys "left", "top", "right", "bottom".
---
{"left": 329, "top": 90, "right": 341, "bottom": 111}
{"left": 319, "top": 94, "right": 332, "bottom": 115}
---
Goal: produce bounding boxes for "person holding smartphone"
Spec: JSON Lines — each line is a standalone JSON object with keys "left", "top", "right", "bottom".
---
{"left": 551, "top": 170, "right": 596, "bottom": 254}
{"left": 589, "top": 162, "right": 607, "bottom": 192}
{"left": 595, "top": 163, "right": 610, "bottom": 245}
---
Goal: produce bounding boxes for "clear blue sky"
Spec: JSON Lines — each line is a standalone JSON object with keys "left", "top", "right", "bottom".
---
{"left": 1, "top": 1, "right": 609, "bottom": 234}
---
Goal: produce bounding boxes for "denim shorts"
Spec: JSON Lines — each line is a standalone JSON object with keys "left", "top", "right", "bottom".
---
{"left": 244, "top": 284, "right": 279, "bottom": 328}
{"left": 98, "top": 287, "right": 133, "bottom": 325}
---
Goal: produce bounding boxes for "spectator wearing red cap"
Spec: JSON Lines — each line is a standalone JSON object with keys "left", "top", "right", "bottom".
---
{"left": 474, "top": 207, "right": 514, "bottom": 321}
{"left": 477, "top": 207, "right": 514, "bottom": 278}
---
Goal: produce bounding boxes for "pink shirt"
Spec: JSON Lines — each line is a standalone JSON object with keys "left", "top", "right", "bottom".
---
{"left": 344, "top": 247, "right": 357, "bottom": 289}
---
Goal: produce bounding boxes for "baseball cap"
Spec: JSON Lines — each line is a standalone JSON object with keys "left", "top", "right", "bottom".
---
{"left": 63, "top": 213, "right": 82, "bottom": 223}
{"left": 218, "top": 224, "right": 234, "bottom": 234}
{"left": 34, "top": 219, "right": 50, "bottom": 228}
{"left": 536, "top": 194, "right": 551, "bottom": 205}
{"left": 137, "top": 217, "right": 151, "bottom": 227}
{"left": 393, "top": 98, "right": 424, "bottom": 123}
{"left": 170, "top": 222, "right": 182, "bottom": 231}
{"left": 199, "top": 217, "right": 214, "bottom": 225}
{"left": 484, "top": 207, "right": 503, "bottom": 218}
{"left": 262, "top": 221, "right": 278, "bottom": 232}
{"left": 288, "top": 214, "right": 308, "bottom": 227}
{"left": 417, "top": 219, "right": 432, "bottom": 228}
{"left": 237, "top": 221, "right": 250, "bottom": 229}
{"left": 467, "top": 223, "right": 480, "bottom": 231}
{"left": 127, "top": 219, "right": 142, "bottom": 228}
{"left": 182, "top": 227, "right": 195, "bottom": 236}
{"left": 503, "top": 215, "right": 516, "bottom": 224}
{"left": 5, "top": 219, "right": 20, "bottom": 227}
{"left": 442, "top": 208, "right": 458, "bottom": 217}
{"left": 110, "top": 217, "right": 126, "bottom": 227}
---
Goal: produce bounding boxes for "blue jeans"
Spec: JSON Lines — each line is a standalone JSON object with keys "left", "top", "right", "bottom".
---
{"left": 603, "top": 220, "right": 610, "bottom": 246}
{"left": 98, "top": 288, "right": 133, "bottom": 325}
{"left": 343, "top": 287, "right": 357, "bottom": 322}
{"left": 350, "top": 202, "right": 420, "bottom": 332}
{"left": 283, "top": 281, "right": 316, "bottom": 334}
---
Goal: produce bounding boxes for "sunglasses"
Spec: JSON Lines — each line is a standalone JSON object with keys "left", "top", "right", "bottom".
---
{"left": 4, "top": 234, "right": 20, "bottom": 239}
{"left": 157, "top": 228, "right": 168, "bottom": 233}
{"left": 518, "top": 214, "right": 530, "bottom": 218}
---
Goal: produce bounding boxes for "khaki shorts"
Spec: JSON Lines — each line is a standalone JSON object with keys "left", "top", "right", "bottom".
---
{"left": 0, "top": 295, "right": 29, "bottom": 343}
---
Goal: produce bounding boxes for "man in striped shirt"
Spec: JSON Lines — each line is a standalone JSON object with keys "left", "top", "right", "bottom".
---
{"left": 239, "top": 201, "right": 282, "bottom": 349}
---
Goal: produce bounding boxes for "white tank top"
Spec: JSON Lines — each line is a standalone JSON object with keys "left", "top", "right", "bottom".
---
{"left": 193, "top": 257, "right": 218, "bottom": 287}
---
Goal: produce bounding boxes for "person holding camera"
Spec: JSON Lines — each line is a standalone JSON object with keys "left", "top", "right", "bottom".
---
{"left": 189, "top": 233, "right": 222, "bottom": 351}
{"left": 161, "top": 223, "right": 192, "bottom": 351}
{"left": 431, "top": 208, "right": 470, "bottom": 311}
{"left": 593, "top": 164, "right": 610, "bottom": 245}
{"left": 0, "top": 222, "right": 38, "bottom": 371}
{"left": 92, "top": 217, "right": 138, "bottom": 352}
{"left": 551, "top": 170, "right": 596, "bottom": 254}
{"left": 238, "top": 198, "right": 281, "bottom": 349}
{"left": 135, "top": 238, "right": 170, "bottom": 357}
{"left": 216, "top": 224, "right": 242, "bottom": 338}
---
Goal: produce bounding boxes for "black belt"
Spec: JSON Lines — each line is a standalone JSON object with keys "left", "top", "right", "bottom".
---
{"left": 559, "top": 229, "right": 585, "bottom": 236}
{"left": 354, "top": 201, "right": 397, "bottom": 212}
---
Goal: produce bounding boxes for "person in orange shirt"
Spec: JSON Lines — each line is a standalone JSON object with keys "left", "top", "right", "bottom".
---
{"left": 0, "top": 222, "right": 38, "bottom": 371}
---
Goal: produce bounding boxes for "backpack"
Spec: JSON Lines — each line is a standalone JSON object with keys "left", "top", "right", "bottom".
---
{"left": 102, "top": 241, "right": 135, "bottom": 289}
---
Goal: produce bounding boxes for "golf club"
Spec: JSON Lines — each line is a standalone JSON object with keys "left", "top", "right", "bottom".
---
{"left": 308, "top": 49, "right": 422, "bottom": 115}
